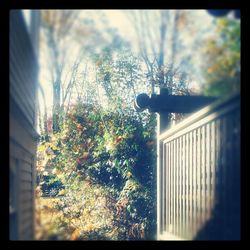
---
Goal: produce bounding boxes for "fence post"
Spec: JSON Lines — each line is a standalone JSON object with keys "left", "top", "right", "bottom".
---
{"left": 158, "top": 89, "right": 170, "bottom": 133}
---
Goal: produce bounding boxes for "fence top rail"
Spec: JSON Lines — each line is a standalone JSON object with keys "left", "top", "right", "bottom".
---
{"left": 158, "top": 92, "right": 240, "bottom": 141}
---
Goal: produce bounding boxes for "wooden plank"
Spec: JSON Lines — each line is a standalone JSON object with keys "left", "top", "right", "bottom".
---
{"left": 20, "top": 190, "right": 33, "bottom": 202}
{"left": 10, "top": 10, "right": 38, "bottom": 76}
{"left": 10, "top": 76, "right": 33, "bottom": 126}
{"left": 189, "top": 131, "right": 193, "bottom": 238}
{"left": 201, "top": 125, "right": 206, "bottom": 225}
{"left": 157, "top": 139, "right": 163, "bottom": 235}
{"left": 179, "top": 137, "right": 182, "bottom": 237}
{"left": 176, "top": 138, "right": 179, "bottom": 236}
{"left": 210, "top": 121, "right": 216, "bottom": 213}
{"left": 158, "top": 142, "right": 163, "bottom": 234}
{"left": 164, "top": 143, "right": 168, "bottom": 232}
{"left": 159, "top": 93, "right": 240, "bottom": 141}
{"left": 10, "top": 34, "right": 37, "bottom": 94}
{"left": 10, "top": 141, "right": 34, "bottom": 165}
{"left": 10, "top": 70, "right": 35, "bottom": 125}
{"left": 182, "top": 134, "right": 186, "bottom": 237}
{"left": 206, "top": 123, "right": 211, "bottom": 221}
{"left": 10, "top": 26, "right": 37, "bottom": 126}
{"left": 20, "top": 214, "right": 33, "bottom": 232}
{"left": 226, "top": 114, "right": 234, "bottom": 234}
{"left": 215, "top": 119, "right": 221, "bottom": 222}
{"left": 21, "top": 172, "right": 32, "bottom": 182}
{"left": 20, "top": 181, "right": 32, "bottom": 192}
{"left": 161, "top": 143, "right": 164, "bottom": 232}
{"left": 156, "top": 114, "right": 162, "bottom": 239}
{"left": 10, "top": 46, "right": 36, "bottom": 105}
{"left": 168, "top": 142, "right": 171, "bottom": 232}
{"left": 181, "top": 136, "right": 185, "bottom": 238}
{"left": 232, "top": 110, "right": 240, "bottom": 239}
{"left": 178, "top": 137, "right": 181, "bottom": 235}
{"left": 155, "top": 95, "right": 217, "bottom": 113}
{"left": 20, "top": 210, "right": 33, "bottom": 227}
{"left": 10, "top": 95, "right": 39, "bottom": 140}
{"left": 221, "top": 117, "right": 227, "bottom": 231}
{"left": 175, "top": 138, "right": 178, "bottom": 235}
{"left": 185, "top": 133, "right": 189, "bottom": 238}
{"left": 10, "top": 115, "right": 37, "bottom": 156}
{"left": 193, "top": 129, "right": 197, "bottom": 235}
{"left": 163, "top": 143, "right": 166, "bottom": 231}
{"left": 170, "top": 140, "right": 174, "bottom": 234}
{"left": 20, "top": 229, "right": 33, "bottom": 241}
{"left": 21, "top": 161, "right": 32, "bottom": 173}
{"left": 165, "top": 143, "right": 169, "bottom": 231}
{"left": 196, "top": 127, "right": 201, "bottom": 232}
{"left": 173, "top": 139, "right": 176, "bottom": 234}
{"left": 20, "top": 201, "right": 33, "bottom": 214}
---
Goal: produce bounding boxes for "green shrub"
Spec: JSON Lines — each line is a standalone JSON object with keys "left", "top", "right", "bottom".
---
{"left": 36, "top": 102, "right": 156, "bottom": 240}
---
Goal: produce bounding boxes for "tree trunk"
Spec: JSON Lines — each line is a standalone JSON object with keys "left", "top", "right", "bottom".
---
{"left": 52, "top": 77, "right": 61, "bottom": 132}
{"left": 38, "top": 84, "right": 49, "bottom": 136}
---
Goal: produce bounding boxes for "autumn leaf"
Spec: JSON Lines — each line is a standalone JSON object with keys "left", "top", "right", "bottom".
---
{"left": 82, "top": 152, "right": 89, "bottom": 160}
{"left": 84, "top": 224, "right": 95, "bottom": 232}
{"left": 70, "top": 228, "right": 81, "bottom": 240}
{"left": 127, "top": 172, "right": 133, "bottom": 178}
{"left": 115, "top": 136, "right": 123, "bottom": 144}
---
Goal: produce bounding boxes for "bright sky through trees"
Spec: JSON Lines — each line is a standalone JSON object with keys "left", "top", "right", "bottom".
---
{"left": 22, "top": 10, "right": 215, "bottom": 132}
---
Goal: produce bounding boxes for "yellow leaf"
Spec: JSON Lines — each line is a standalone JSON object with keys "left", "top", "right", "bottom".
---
{"left": 127, "top": 172, "right": 133, "bottom": 178}
{"left": 82, "top": 152, "right": 89, "bottom": 160}
{"left": 70, "top": 228, "right": 81, "bottom": 240}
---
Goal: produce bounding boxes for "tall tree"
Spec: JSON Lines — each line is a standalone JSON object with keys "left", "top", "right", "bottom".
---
{"left": 201, "top": 18, "right": 240, "bottom": 96}
{"left": 40, "top": 10, "right": 124, "bottom": 133}
{"left": 37, "top": 84, "right": 48, "bottom": 136}
{"left": 125, "top": 10, "right": 202, "bottom": 95}
{"left": 40, "top": 10, "right": 78, "bottom": 132}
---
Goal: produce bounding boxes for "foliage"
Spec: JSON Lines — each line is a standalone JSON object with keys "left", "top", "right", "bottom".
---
{"left": 36, "top": 102, "right": 156, "bottom": 240}
{"left": 36, "top": 10, "right": 201, "bottom": 241}
{"left": 201, "top": 18, "right": 240, "bottom": 96}
{"left": 40, "top": 174, "right": 65, "bottom": 197}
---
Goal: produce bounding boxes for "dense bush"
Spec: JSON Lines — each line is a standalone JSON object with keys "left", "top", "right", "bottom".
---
{"left": 36, "top": 102, "right": 156, "bottom": 240}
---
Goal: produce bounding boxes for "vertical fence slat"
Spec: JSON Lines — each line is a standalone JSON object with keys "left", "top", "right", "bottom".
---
{"left": 221, "top": 117, "right": 227, "bottom": 232}
{"left": 185, "top": 133, "right": 189, "bottom": 238}
{"left": 176, "top": 138, "right": 179, "bottom": 235}
{"left": 168, "top": 143, "right": 171, "bottom": 230}
{"left": 215, "top": 119, "right": 221, "bottom": 226}
{"left": 211, "top": 121, "right": 216, "bottom": 215}
{"left": 180, "top": 136, "right": 183, "bottom": 237}
{"left": 165, "top": 143, "right": 169, "bottom": 232}
{"left": 226, "top": 114, "right": 233, "bottom": 236}
{"left": 197, "top": 127, "right": 201, "bottom": 232}
{"left": 162, "top": 144, "right": 166, "bottom": 231}
{"left": 170, "top": 140, "right": 174, "bottom": 233}
{"left": 193, "top": 129, "right": 197, "bottom": 235}
{"left": 182, "top": 135, "right": 186, "bottom": 237}
{"left": 160, "top": 141, "right": 163, "bottom": 234}
{"left": 201, "top": 126, "right": 206, "bottom": 225}
{"left": 206, "top": 123, "right": 211, "bottom": 220}
{"left": 232, "top": 109, "right": 240, "bottom": 239}
{"left": 189, "top": 131, "right": 193, "bottom": 238}
{"left": 173, "top": 139, "right": 176, "bottom": 234}
{"left": 168, "top": 142, "right": 171, "bottom": 231}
